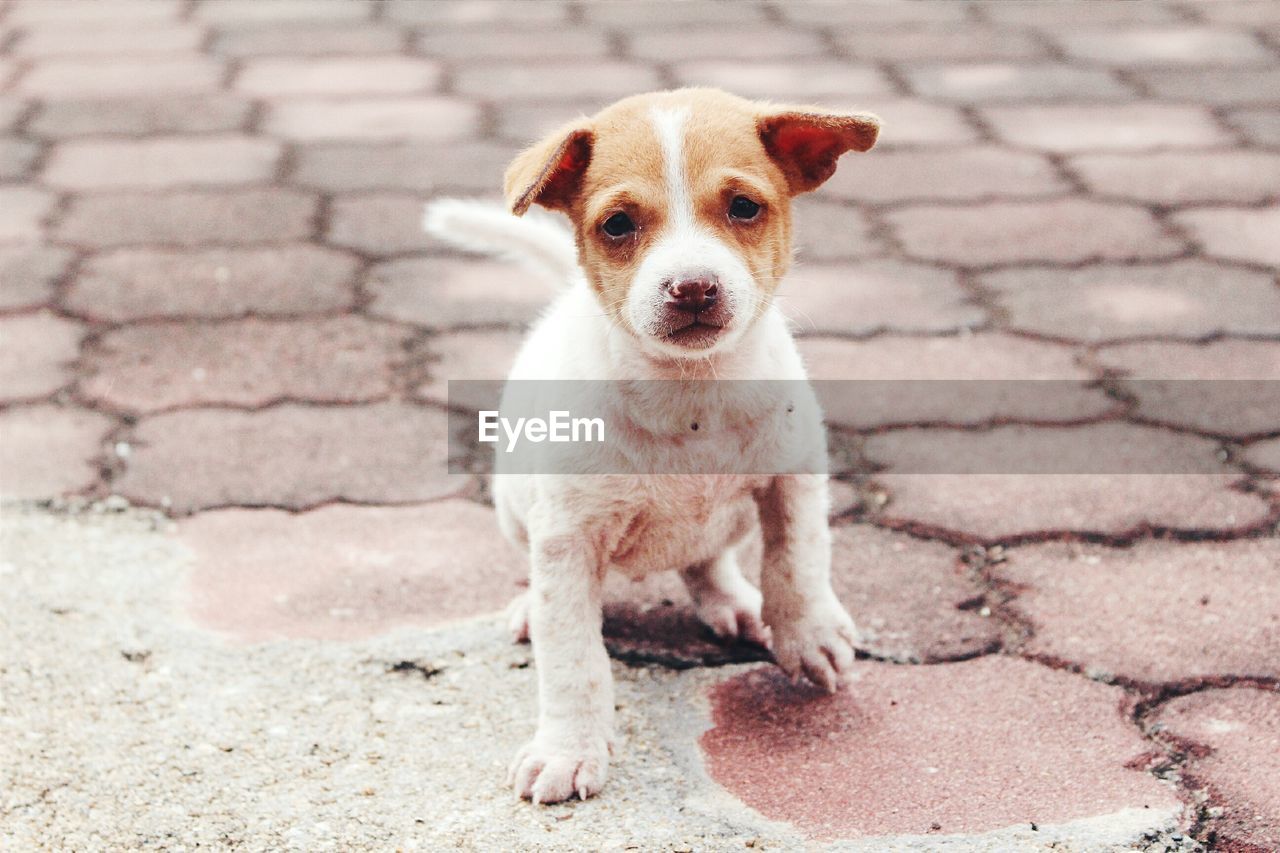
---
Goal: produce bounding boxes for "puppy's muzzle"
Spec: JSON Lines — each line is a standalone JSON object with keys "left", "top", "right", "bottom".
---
{"left": 665, "top": 276, "right": 719, "bottom": 313}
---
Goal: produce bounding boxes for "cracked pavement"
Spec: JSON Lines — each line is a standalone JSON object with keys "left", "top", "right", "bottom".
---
{"left": 1, "top": 1, "right": 1279, "bottom": 850}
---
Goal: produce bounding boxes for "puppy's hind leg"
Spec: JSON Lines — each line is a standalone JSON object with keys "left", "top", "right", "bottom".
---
{"left": 680, "top": 548, "right": 770, "bottom": 647}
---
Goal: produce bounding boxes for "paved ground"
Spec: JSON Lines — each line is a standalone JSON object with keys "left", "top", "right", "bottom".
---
{"left": 1, "top": 0, "right": 1279, "bottom": 850}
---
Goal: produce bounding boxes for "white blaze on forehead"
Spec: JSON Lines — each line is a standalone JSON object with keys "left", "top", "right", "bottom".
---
{"left": 649, "top": 105, "right": 695, "bottom": 232}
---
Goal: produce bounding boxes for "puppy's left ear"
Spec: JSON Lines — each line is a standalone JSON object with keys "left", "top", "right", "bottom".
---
{"left": 758, "top": 110, "right": 881, "bottom": 195}
{"left": 504, "top": 120, "right": 594, "bottom": 217}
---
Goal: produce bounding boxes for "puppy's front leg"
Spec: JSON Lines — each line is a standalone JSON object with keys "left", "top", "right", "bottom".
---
{"left": 508, "top": 531, "right": 613, "bottom": 804}
{"left": 754, "top": 474, "right": 858, "bottom": 692}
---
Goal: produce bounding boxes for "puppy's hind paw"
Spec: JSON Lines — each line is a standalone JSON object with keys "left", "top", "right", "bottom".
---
{"left": 507, "top": 736, "right": 610, "bottom": 804}
{"left": 506, "top": 592, "right": 530, "bottom": 644}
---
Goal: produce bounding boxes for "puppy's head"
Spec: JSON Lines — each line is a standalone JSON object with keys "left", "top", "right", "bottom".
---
{"left": 505, "top": 88, "right": 879, "bottom": 359}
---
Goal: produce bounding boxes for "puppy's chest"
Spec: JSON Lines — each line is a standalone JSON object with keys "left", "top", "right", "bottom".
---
{"left": 603, "top": 475, "right": 765, "bottom": 575}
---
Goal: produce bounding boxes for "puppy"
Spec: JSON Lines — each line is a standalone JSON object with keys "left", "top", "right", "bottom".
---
{"left": 425, "top": 88, "right": 880, "bottom": 804}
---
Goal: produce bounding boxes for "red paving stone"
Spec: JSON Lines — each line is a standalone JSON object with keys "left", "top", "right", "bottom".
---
{"left": 454, "top": 61, "right": 662, "bottom": 101}
{"left": 1096, "top": 340, "right": 1280, "bottom": 438}
{"left": 0, "top": 313, "right": 82, "bottom": 401}
{"left": 821, "top": 146, "right": 1067, "bottom": 203}
{"left": 13, "top": 23, "right": 205, "bottom": 57}
{"left": 1000, "top": 539, "right": 1280, "bottom": 684}
{"left": 7, "top": 0, "right": 181, "bottom": 24}
{"left": 79, "top": 317, "right": 414, "bottom": 414}
{"left": 834, "top": 25, "right": 1046, "bottom": 62}
{"left": 1052, "top": 27, "right": 1273, "bottom": 66}
{"left": 1070, "top": 151, "right": 1280, "bottom": 205}
{"left": 701, "top": 657, "right": 1179, "bottom": 840}
{"left": 193, "top": 0, "right": 373, "bottom": 24}
{"left": 291, "top": 141, "right": 511, "bottom": 193}
{"left": 326, "top": 193, "right": 439, "bottom": 256}
{"left": 43, "top": 136, "right": 281, "bottom": 189}
{"left": 0, "top": 404, "right": 111, "bottom": 500}
{"left": 16, "top": 58, "right": 224, "bottom": 97}
{"left": 55, "top": 189, "right": 317, "bottom": 247}
{"left": 414, "top": 27, "right": 610, "bottom": 60}
{"left": 180, "top": 502, "right": 525, "bottom": 641}
{"left": 0, "top": 138, "right": 40, "bottom": 180}
{"left": 415, "top": 329, "right": 525, "bottom": 411}
{"left": 1152, "top": 689, "right": 1280, "bottom": 853}
{"left": 842, "top": 97, "right": 978, "bottom": 146}
{"left": 0, "top": 245, "right": 73, "bottom": 311}
{"left": 64, "top": 246, "right": 358, "bottom": 321}
{"left": 800, "top": 333, "right": 1113, "bottom": 428}
{"left": 1174, "top": 207, "right": 1280, "bottom": 268}
{"left": 0, "top": 188, "right": 55, "bottom": 242}
{"left": 366, "top": 258, "right": 557, "bottom": 330}
{"left": 114, "top": 402, "right": 468, "bottom": 514}
{"left": 866, "top": 422, "right": 1272, "bottom": 541}
{"left": 790, "top": 198, "right": 882, "bottom": 261}
{"left": 388, "top": 0, "right": 570, "bottom": 25}
{"left": 1245, "top": 437, "right": 1280, "bottom": 474}
{"left": 1227, "top": 107, "right": 1280, "bottom": 146}
{"left": 235, "top": 57, "right": 440, "bottom": 96}
{"left": 981, "top": 104, "right": 1232, "bottom": 152}
{"left": 901, "top": 62, "right": 1134, "bottom": 102}
{"left": 262, "top": 96, "right": 479, "bottom": 142}
{"left": 211, "top": 23, "right": 405, "bottom": 57}
{"left": 780, "top": 261, "right": 985, "bottom": 336}
{"left": 981, "top": 261, "right": 1280, "bottom": 342}
{"left": 1134, "top": 68, "right": 1280, "bottom": 105}
{"left": 888, "top": 200, "right": 1183, "bottom": 266}
{"left": 674, "top": 61, "right": 893, "bottom": 101}
{"left": 627, "top": 27, "right": 823, "bottom": 62}
{"left": 28, "top": 95, "right": 253, "bottom": 137}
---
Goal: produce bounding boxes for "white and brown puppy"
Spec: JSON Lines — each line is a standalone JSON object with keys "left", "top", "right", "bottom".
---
{"left": 425, "top": 88, "right": 879, "bottom": 804}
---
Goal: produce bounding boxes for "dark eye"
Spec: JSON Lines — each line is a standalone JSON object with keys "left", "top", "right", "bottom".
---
{"left": 601, "top": 212, "right": 635, "bottom": 238}
{"left": 729, "top": 195, "right": 761, "bottom": 221}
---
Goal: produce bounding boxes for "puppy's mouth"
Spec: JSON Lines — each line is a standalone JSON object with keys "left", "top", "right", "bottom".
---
{"left": 663, "top": 316, "right": 725, "bottom": 349}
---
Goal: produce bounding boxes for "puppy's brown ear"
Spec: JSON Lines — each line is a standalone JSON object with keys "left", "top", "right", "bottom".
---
{"left": 758, "top": 110, "right": 881, "bottom": 195}
{"left": 504, "top": 122, "right": 594, "bottom": 216}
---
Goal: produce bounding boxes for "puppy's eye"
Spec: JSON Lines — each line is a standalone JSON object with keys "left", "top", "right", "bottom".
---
{"left": 729, "top": 195, "right": 761, "bottom": 221}
{"left": 601, "top": 212, "right": 636, "bottom": 238}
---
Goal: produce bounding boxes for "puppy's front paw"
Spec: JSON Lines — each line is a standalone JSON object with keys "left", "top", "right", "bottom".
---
{"left": 507, "top": 734, "right": 610, "bottom": 804}
{"left": 694, "top": 582, "right": 771, "bottom": 647}
{"left": 769, "top": 600, "right": 858, "bottom": 693}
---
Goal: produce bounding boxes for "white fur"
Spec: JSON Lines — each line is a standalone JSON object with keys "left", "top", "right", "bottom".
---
{"left": 426, "top": 126, "right": 856, "bottom": 805}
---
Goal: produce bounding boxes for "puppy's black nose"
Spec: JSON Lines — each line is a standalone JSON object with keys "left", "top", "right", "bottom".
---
{"left": 666, "top": 277, "right": 718, "bottom": 313}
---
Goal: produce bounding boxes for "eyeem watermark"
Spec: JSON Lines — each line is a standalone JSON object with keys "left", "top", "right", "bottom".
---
{"left": 478, "top": 410, "right": 606, "bottom": 452}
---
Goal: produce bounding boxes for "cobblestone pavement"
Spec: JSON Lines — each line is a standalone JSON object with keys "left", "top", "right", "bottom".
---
{"left": 2, "top": 1, "right": 1279, "bottom": 850}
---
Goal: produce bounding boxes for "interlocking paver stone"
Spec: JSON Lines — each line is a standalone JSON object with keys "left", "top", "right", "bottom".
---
{"left": 0, "top": 313, "right": 82, "bottom": 401}
{"left": 903, "top": 63, "right": 1133, "bottom": 102}
{"left": 584, "top": 0, "right": 760, "bottom": 26}
{"left": 1245, "top": 437, "right": 1280, "bottom": 473}
{"left": 0, "top": 245, "right": 72, "bottom": 311}
{"left": 1071, "top": 150, "right": 1280, "bottom": 205}
{"left": 981, "top": 260, "right": 1280, "bottom": 342}
{"left": 293, "top": 142, "right": 511, "bottom": 192}
{"left": 1174, "top": 206, "right": 1280, "bottom": 267}
{"left": 388, "top": 0, "right": 569, "bottom": 25}
{"left": 194, "top": 0, "right": 373, "bottom": 24}
{"left": 455, "top": 62, "right": 662, "bottom": 101}
{"left": 888, "top": 200, "right": 1182, "bottom": 266}
{"left": 628, "top": 27, "right": 823, "bottom": 61}
{"left": 822, "top": 146, "right": 1067, "bottom": 203}
{"left": 262, "top": 97, "right": 478, "bottom": 142}
{"left": 701, "top": 657, "right": 1179, "bottom": 840}
{"left": 779, "top": 261, "right": 985, "bottom": 336}
{"left": 1097, "top": 340, "right": 1280, "bottom": 438}
{"left": 367, "top": 258, "right": 556, "bottom": 329}
{"left": 674, "top": 61, "right": 893, "bottom": 101}
{"left": 780, "top": 1, "right": 968, "bottom": 25}
{"left": 28, "top": 95, "right": 252, "bottom": 137}
{"left": 0, "top": 138, "right": 40, "bottom": 180}
{"left": 115, "top": 402, "right": 467, "bottom": 514}
{"left": 80, "top": 317, "right": 413, "bottom": 414}
{"left": 211, "top": 23, "right": 404, "bottom": 56}
{"left": 13, "top": 23, "right": 204, "bottom": 56}
{"left": 65, "top": 246, "right": 357, "bottom": 321}
{"left": 16, "top": 58, "right": 224, "bottom": 96}
{"left": 1054, "top": 27, "right": 1273, "bottom": 66}
{"left": 791, "top": 198, "right": 882, "bottom": 261}
{"left": 1135, "top": 68, "right": 1280, "bottom": 105}
{"left": 999, "top": 539, "right": 1280, "bottom": 683}
{"left": 43, "top": 136, "right": 280, "bottom": 189}
{"left": 55, "top": 189, "right": 317, "bottom": 248}
{"left": 983, "top": 104, "right": 1232, "bottom": 152}
{"left": 181, "top": 502, "right": 524, "bottom": 641}
{"left": 799, "top": 333, "right": 1113, "bottom": 428}
{"left": 976, "top": 0, "right": 1180, "bottom": 25}
{"left": 835, "top": 25, "right": 1045, "bottom": 62}
{"left": 866, "top": 422, "right": 1272, "bottom": 541}
{"left": 0, "top": 404, "right": 111, "bottom": 500}
{"left": 7, "top": 0, "right": 179, "bottom": 24}
{"left": 0, "top": 98, "right": 26, "bottom": 133}
{"left": 0, "top": 188, "right": 54, "bottom": 242}
{"left": 1227, "top": 107, "right": 1280, "bottom": 145}
{"left": 236, "top": 57, "right": 440, "bottom": 96}
{"left": 843, "top": 97, "right": 978, "bottom": 146}
{"left": 415, "top": 28, "right": 609, "bottom": 60}
{"left": 416, "top": 329, "right": 525, "bottom": 410}
{"left": 327, "top": 193, "right": 437, "bottom": 256}
{"left": 1153, "top": 689, "right": 1280, "bottom": 853}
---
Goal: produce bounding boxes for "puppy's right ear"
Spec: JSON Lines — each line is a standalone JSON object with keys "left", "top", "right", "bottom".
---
{"left": 504, "top": 122, "right": 594, "bottom": 217}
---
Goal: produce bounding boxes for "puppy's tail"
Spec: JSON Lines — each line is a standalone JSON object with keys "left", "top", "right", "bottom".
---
{"left": 423, "top": 198, "right": 578, "bottom": 286}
